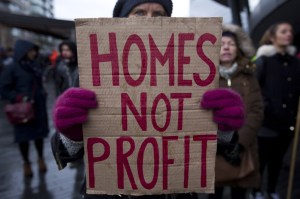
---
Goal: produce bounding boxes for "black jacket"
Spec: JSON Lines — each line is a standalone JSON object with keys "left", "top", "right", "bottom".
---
{"left": 255, "top": 45, "right": 300, "bottom": 134}
{"left": 54, "top": 60, "right": 79, "bottom": 96}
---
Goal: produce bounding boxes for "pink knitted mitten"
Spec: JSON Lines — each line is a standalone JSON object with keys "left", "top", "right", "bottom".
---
{"left": 53, "top": 88, "right": 98, "bottom": 141}
{"left": 201, "top": 88, "right": 245, "bottom": 131}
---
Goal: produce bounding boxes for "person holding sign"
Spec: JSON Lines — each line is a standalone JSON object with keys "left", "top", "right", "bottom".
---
{"left": 51, "top": 0, "right": 246, "bottom": 198}
{"left": 208, "top": 24, "right": 263, "bottom": 199}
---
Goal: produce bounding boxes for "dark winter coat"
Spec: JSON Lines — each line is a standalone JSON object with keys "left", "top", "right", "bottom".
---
{"left": 255, "top": 45, "right": 300, "bottom": 135}
{"left": 55, "top": 40, "right": 79, "bottom": 96}
{"left": 213, "top": 24, "right": 263, "bottom": 188}
{"left": 0, "top": 40, "right": 49, "bottom": 142}
{"left": 216, "top": 58, "right": 264, "bottom": 188}
{"left": 54, "top": 60, "right": 79, "bottom": 96}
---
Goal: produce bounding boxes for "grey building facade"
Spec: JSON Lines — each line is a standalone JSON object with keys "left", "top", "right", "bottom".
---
{"left": 0, "top": 0, "right": 55, "bottom": 48}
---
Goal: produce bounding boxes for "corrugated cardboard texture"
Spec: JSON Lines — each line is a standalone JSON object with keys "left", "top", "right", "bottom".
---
{"left": 75, "top": 17, "right": 222, "bottom": 195}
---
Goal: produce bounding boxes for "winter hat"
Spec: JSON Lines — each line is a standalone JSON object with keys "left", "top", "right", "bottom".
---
{"left": 13, "top": 40, "right": 39, "bottom": 62}
{"left": 113, "top": 0, "right": 173, "bottom": 18}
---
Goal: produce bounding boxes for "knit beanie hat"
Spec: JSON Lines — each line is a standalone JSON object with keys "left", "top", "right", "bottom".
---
{"left": 113, "top": 0, "right": 173, "bottom": 18}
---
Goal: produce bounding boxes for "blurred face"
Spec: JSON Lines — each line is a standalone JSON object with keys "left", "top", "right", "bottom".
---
{"left": 272, "top": 23, "right": 293, "bottom": 47}
{"left": 61, "top": 44, "right": 73, "bottom": 60}
{"left": 220, "top": 36, "right": 238, "bottom": 67}
{"left": 27, "top": 49, "right": 37, "bottom": 61}
{"left": 128, "top": 3, "right": 166, "bottom": 18}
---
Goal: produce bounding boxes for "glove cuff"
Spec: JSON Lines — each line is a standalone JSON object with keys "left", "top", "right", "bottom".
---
{"left": 60, "top": 133, "right": 84, "bottom": 156}
{"left": 217, "top": 130, "right": 235, "bottom": 144}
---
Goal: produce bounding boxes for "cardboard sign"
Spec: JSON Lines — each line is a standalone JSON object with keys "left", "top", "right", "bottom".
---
{"left": 75, "top": 17, "right": 222, "bottom": 195}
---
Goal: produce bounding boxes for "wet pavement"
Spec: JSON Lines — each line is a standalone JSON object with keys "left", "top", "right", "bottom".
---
{"left": 1, "top": 78, "right": 299, "bottom": 199}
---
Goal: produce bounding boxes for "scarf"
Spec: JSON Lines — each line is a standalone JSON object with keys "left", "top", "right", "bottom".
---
{"left": 219, "top": 62, "right": 238, "bottom": 80}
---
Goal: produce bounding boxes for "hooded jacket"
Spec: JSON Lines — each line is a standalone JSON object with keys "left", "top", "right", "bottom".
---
{"left": 216, "top": 24, "right": 263, "bottom": 188}
{"left": 255, "top": 45, "right": 300, "bottom": 135}
{"left": 0, "top": 40, "right": 49, "bottom": 142}
{"left": 222, "top": 24, "right": 256, "bottom": 59}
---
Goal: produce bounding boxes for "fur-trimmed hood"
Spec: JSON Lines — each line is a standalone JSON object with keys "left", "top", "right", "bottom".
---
{"left": 256, "top": 45, "right": 297, "bottom": 59}
{"left": 222, "top": 24, "right": 256, "bottom": 59}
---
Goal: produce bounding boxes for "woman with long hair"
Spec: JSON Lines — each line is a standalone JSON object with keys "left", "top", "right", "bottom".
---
{"left": 255, "top": 22, "right": 300, "bottom": 199}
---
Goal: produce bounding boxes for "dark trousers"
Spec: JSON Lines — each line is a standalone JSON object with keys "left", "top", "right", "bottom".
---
{"left": 257, "top": 134, "right": 293, "bottom": 193}
{"left": 208, "top": 187, "right": 247, "bottom": 199}
{"left": 19, "top": 139, "right": 44, "bottom": 163}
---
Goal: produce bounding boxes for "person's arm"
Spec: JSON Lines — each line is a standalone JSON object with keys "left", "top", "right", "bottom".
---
{"left": 53, "top": 88, "right": 98, "bottom": 141}
{"left": 255, "top": 57, "right": 266, "bottom": 87}
{"left": 51, "top": 88, "right": 97, "bottom": 169}
{"left": 54, "top": 63, "right": 64, "bottom": 97}
{"left": 218, "top": 81, "right": 263, "bottom": 165}
{"left": 201, "top": 88, "right": 246, "bottom": 166}
{"left": 51, "top": 132, "right": 84, "bottom": 170}
{"left": 0, "top": 66, "right": 19, "bottom": 102}
{"left": 238, "top": 77, "right": 264, "bottom": 148}
{"left": 201, "top": 88, "right": 245, "bottom": 131}
{"left": 51, "top": 88, "right": 97, "bottom": 170}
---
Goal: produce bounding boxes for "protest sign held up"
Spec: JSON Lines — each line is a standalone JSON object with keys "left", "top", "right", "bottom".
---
{"left": 75, "top": 17, "right": 222, "bottom": 195}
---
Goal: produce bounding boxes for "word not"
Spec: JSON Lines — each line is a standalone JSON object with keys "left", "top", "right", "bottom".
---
{"left": 121, "top": 92, "right": 192, "bottom": 132}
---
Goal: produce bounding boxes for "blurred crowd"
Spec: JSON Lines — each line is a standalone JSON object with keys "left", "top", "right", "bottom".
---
{"left": 0, "top": 0, "right": 300, "bottom": 199}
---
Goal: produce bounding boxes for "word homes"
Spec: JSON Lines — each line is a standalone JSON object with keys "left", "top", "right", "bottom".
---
{"left": 89, "top": 32, "right": 217, "bottom": 88}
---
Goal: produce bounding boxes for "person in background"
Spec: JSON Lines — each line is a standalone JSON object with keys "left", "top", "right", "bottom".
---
{"left": 208, "top": 24, "right": 263, "bottom": 199}
{"left": 0, "top": 46, "right": 4, "bottom": 100}
{"left": 54, "top": 41, "right": 78, "bottom": 96}
{"left": 254, "top": 22, "right": 300, "bottom": 199}
{"left": 0, "top": 46, "right": 5, "bottom": 74}
{"left": 3, "top": 47, "right": 14, "bottom": 67}
{"left": 54, "top": 41, "right": 82, "bottom": 169}
{"left": 0, "top": 40, "right": 49, "bottom": 178}
{"left": 51, "top": 0, "right": 246, "bottom": 198}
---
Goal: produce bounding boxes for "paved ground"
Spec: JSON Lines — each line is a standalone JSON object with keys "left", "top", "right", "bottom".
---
{"left": 0, "top": 78, "right": 299, "bottom": 199}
